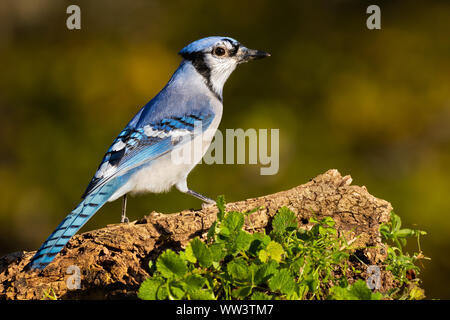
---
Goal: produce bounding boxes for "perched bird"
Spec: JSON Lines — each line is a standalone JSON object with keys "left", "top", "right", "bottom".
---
{"left": 28, "top": 36, "right": 270, "bottom": 270}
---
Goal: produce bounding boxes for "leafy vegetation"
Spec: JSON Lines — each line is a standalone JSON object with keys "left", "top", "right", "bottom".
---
{"left": 138, "top": 197, "right": 427, "bottom": 300}
{"left": 380, "top": 211, "right": 429, "bottom": 299}
{"left": 41, "top": 288, "right": 58, "bottom": 300}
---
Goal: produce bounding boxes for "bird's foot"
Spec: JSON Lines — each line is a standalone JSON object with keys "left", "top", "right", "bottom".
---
{"left": 185, "top": 189, "right": 216, "bottom": 209}
{"left": 201, "top": 200, "right": 216, "bottom": 210}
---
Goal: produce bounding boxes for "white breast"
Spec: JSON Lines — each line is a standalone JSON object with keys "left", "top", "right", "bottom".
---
{"left": 108, "top": 101, "right": 223, "bottom": 202}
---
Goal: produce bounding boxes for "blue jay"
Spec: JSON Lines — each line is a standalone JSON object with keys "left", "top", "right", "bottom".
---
{"left": 28, "top": 36, "right": 269, "bottom": 270}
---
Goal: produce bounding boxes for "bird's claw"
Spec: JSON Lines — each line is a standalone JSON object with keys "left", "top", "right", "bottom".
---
{"left": 202, "top": 201, "right": 216, "bottom": 210}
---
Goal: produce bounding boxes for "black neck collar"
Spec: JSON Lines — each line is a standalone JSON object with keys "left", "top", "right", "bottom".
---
{"left": 180, "top": 52, "right": 222, "bottom": 102}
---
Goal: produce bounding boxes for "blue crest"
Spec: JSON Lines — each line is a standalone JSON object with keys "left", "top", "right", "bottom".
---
{"left": 179, "top": 36, "right": 238, "bottom": 55}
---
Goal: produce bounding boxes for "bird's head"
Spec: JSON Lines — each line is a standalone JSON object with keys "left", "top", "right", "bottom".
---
{"left": 179, "top": 36, "right": 270, "bottom": 100}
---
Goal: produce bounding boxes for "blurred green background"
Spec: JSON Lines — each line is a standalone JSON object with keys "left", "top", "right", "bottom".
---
{"left": 0, "top": 0, "right": 449, "bottom": 298}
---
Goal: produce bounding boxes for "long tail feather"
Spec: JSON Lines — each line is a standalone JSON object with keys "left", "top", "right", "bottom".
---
{"left": 28, "top": 181, "right": 119, "bottom": 270}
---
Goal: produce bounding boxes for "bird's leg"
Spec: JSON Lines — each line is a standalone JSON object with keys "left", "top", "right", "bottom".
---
{"left": 121, "top": 194, "right": 129, "bottom": 223}
{"left": 176, "top": 181, "right": 215, "bottom": 208}
{"left": 186, "top": 189, "right": 216, "bottom": 209}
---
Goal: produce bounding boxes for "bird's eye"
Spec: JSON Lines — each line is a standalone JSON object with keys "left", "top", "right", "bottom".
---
{"left": 214, "top": 47, "right": 226, "bottom": 56}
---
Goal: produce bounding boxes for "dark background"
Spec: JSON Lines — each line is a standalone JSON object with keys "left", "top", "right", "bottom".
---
{"left": 0, "top": 0, "right": 449, "bottom": 298}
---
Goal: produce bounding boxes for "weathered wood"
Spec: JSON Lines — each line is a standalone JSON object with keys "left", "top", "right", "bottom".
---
{"left": 0, "top": 169, "right": 393, "bottom": 299}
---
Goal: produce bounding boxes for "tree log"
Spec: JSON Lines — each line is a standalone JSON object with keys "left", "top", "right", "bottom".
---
{"left": 0, "top": 169, "right": 393, "bottom": 300}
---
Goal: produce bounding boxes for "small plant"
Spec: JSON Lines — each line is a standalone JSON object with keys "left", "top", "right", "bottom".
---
{"left": 379, "top": 211, "right": 429, "bottom": 299}
{"left": 138, "top": 197, "right": 427, "bottom": 300}
{"left": 41, "top": 288, "right": 58, "bottom": 300}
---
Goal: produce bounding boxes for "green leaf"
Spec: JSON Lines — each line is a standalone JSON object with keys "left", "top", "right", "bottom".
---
{"left": 156, "top": 250, "right": 187, "bottom": 279}
{"left": 396, "top": 229, "right": 415, "bottom": 238}
{"left": 258, "top": 250, "right": 269, "bottom": 263}
{"left": 248, "top": 233, "right": 271, "bottom": 256}
{"left": 234, "top": 230, "right": 253, "bottom": 252}
{"left": 188, "top": 238, "right": 213, "bottom": 268}
{"left": 169, "top": 281, "right": 186, "bottom": 300}
{"left": 148, "top": 260, "right": 156, "bottom": 275}
{"left": 227, "top": 258, "right": 250, "bottom": 282}
{"left": 210, "top": 242, "right": 226, "bottom": 263}
{"left": 251, "top": 292, "right": 272, "bottom": 300}
{"left": 216, "top": 195, "right": 226, "bottom": 221}
{"left": 297, "top": 284, "right": 309, "bottom": 299}
{"left": 189, "top": 289, "right": 215, "bottom": 300}
{"left": 207, "top": 221, "right": 218, "bottom": 242}
{"left": 185, "top": 274, "right": 207, "bottom": 292}
{"left": 318, "top": 225, "right": 337, "bottom": 236}
{"left": 156, "top": 285, "right": 168, "bottom": 300}
{"left": 348, "top": 280, "right": 381, "bottom": 300}
{"left": 137, "top": 278, "right": 165, "bottom": 300}
{"left": 266, "top": 241, "right": 284, "bottom": 262}
{"left": 321, "top": 216, "right": 335, "bottom": 227}
{"left": 232, "top": 286, "right": 252, "bottom": 299}
{"left": 219, "top": 226, "right": 231, "bottom": 238}
{"left": 268, "top": 269, "right": 296, "bottom": 295}
{"left": 391, "top": 212, "right": 402, "bottom": 233}
{"left": 185, "top": 243, "right": 197, "bottom": 264}
{"left": 329, "top": 280, "right": 383, "bottom": 300}
{"left": 409, "top": 286, "right": 425, "bottom": 300}
{"left": 272, "top": 207, "right": 298, "bottom": 234}
{"left": 289, "top": 256, "right": 304, "bottom": 274}
{"left": 259, "top": 241, "right": 284, "bottom": 263}
{"left": 223, "top": 212, "right": 245, "bottom": 234}
{"left": 254, "top": 260, "right": 278, "bottom": 285}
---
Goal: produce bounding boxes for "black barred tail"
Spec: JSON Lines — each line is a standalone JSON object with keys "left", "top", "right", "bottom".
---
{"left": 28, "top": 182, "right": 118, "bottom": 270}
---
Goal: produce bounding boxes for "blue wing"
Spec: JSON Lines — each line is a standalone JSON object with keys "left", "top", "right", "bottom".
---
{"left": 29, "top": 111, "right": 215, "bottom": 269}
{"left": 82, "top": 112, "right": 215, "bottom": 198}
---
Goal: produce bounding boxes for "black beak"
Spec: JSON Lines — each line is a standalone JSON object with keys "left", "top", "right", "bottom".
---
{"left": 239, "top": 47, "right": 271, "bottom": 63}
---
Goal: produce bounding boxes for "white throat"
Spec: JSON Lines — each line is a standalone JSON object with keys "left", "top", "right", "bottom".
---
{"left": 208, "top": 61, "right": 237, "bottom": 98}
{"left": 181, "top": 54, "right": 237, "bottom": 101}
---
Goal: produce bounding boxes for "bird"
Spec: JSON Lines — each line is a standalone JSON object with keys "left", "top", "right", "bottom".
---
{"left": 28, "top": 36, "right": 270, "bottom": 270}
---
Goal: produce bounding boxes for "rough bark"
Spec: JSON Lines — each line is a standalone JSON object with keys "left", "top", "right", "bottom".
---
{"left": 0, "top": 169, "right": 393, "bottom": 300}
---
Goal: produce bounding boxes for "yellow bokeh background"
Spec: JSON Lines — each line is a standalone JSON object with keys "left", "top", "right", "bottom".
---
{"left": 0, "top": 0, "right": 449, "bottom": 298}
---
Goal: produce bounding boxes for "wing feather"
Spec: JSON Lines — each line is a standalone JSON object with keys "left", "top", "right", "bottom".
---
{"left": 82, "top": 112, "right": 214, "bottom": 198}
